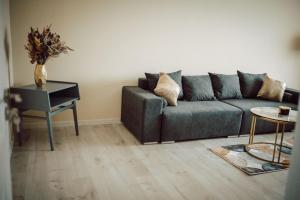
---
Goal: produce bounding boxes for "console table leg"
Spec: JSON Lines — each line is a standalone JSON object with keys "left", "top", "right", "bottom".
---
{"left": 46, "top": 112, "right": 54, "bottom": 151}
{"left": 72, "top": 101, "right": 79, "bottom": 136}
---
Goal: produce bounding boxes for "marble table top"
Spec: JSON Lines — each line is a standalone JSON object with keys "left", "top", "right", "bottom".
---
{"left": 250, "top": 107, "right": 297, "bottom": 123}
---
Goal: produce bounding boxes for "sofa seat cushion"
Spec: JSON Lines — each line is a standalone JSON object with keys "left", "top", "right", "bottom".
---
{"left": 161, "top": 101, "right": 243, "bottom": 141}
{"left": 221, "top": 99, "right": 298, "bottom": 134}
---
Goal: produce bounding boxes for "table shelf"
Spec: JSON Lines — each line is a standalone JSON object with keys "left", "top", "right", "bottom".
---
{"left": 50, "top": 96, "right": 78, "bottom": 109}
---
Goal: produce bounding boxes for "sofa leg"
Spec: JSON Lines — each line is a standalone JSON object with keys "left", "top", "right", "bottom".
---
{"left": 143, "top": 142, "right": 159, "bottom": 145}
{"left": 161, "top": 141, "right": 175, "bottom": 144}
{"left": 227, "top": 135, "right": 247, "bottom": 138}
{"left": 227, "top": 135, "right": 239, "bottom": 138}
{"left": 239, "top": 134, "right": 249, "bottom": 137}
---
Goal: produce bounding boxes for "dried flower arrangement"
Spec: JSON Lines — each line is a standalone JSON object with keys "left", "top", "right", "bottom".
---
{"left": 25, "top": 25, "right": 73, "bottom": 65}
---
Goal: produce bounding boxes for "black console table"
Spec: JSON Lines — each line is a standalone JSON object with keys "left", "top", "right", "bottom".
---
{"left": 10, "top": 80, "right": 80, "bottom": 151}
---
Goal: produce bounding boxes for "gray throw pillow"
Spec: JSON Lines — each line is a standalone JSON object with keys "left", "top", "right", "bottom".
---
{"left": 145, "top": 70, "right": 183, "bottom": 99}
{"left": 209, "top": 73, "right": 243, "bottom": 100}
{"left": 237, "top": 70, "right": 267, "bottom": 98}
{"left": 182, "top": 75, "right": 216, "bottom": 101}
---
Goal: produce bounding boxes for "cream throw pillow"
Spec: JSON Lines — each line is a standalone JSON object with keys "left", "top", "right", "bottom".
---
{"left": 154, "top": 73, "right": 180, "bottom": 106}
{"left": 257, "top": 76, "right": 286, "bottom": 102}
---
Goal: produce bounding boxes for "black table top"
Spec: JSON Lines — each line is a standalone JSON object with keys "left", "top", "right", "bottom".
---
{"left": 15, "top": 81, "right": 77, "bottom": 93}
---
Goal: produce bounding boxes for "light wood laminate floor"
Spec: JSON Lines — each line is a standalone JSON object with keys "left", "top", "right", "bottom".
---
{"left": 12, "top": 124, "right": 290, "bottom": 200}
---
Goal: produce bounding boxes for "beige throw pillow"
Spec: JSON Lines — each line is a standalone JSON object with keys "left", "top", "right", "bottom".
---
{"left": 154, "top": 73, "right": 180, "bottom": 106}
{"left": 257, "top": 76, "right": 286, "bottom": 102}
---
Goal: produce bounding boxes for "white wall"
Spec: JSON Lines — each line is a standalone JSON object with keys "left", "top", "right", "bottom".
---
{"left": 10, "top": 0, "right": 300, "bottom": 122}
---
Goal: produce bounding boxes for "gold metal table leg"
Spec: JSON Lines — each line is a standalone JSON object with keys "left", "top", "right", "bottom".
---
{"left": 277, "top": 124, "right": 286, "bottom": 163}
{"left": 249, "top": 116, "right": 254, "bottom": 144}
{"left": 272, "top": 123, "right": 280, "bottom": 162}
{"left": 249, "top": 116, "right": 256, "bottom": 144}
{"left": 249, "top": 116, "right": 257, "bottom": 144}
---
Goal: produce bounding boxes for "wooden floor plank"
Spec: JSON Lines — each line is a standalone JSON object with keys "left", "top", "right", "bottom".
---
{"left": 11, "top": 124, "right": 291, "bottom": 200}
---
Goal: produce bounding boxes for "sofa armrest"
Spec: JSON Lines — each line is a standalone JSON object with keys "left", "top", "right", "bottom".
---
{"left": 121, "top": 86, "right": 166, "bottom": 143}
{"left": 283, "top": 88, "right": 300, "bottom": 104}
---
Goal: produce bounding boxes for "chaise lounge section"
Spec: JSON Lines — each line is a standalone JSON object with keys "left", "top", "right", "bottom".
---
{"left": 222, "top": 98, "right": 298, "bottom": 135}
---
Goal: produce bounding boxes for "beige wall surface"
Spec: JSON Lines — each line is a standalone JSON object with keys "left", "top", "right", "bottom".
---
{"left": 10, "top": 0, "right": 300, "bottom": 122}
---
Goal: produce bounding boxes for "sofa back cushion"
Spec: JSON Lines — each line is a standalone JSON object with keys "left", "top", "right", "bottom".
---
{"left": 182, "top": 75, "right": 216, "bottom": 101}
{"left": 237, "top": 70, "right": 267, "bottom": 98}
{"left": 145, "top": 70, "right": 183, "bottom": 99}
{"left": 209, "top": 73, "right": 243, "bottom": 100}
{"left": 138, "top": 78, "right": 149, "bottom": 90}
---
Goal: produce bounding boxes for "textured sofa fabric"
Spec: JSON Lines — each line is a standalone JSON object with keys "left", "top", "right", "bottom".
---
{"left": 209, "top": 73, "right": 243, "bottom": 99}
{"left": 182, "top": 75, "right": 215, "bottom": 101}
{"left": 221, "top": 99, "right": 298, "bottom": 134}
{"left": 284, "top": 88, "right": 299, "bottom": 104}
{"left": 138, "top": 78, "right": 149, "bottom": 90}
{"left": 237, "top": 71, "right": 267, "bottom": 98}
{"left": 161, "top": 101, "right": 243, "bottom": 141}
{"left": 121, "top": 86, "right": 166, "bottom": 143}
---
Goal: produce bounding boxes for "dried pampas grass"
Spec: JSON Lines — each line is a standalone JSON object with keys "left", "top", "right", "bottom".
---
{"left": 25, "top": 25, "right": 73, "bottom": 65}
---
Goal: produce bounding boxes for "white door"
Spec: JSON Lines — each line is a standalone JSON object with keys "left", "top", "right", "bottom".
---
{"left": 0, "top": 0, "right": 13, "bottom": 199}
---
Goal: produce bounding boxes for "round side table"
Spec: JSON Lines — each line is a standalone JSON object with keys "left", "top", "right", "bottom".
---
{"left": 246, "top": 107, "right": 297, "bottom": 165}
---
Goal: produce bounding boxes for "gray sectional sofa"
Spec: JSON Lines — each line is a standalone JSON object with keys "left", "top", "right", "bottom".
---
{"left": 121, "top": 72, "right": 299, "bottom": 144}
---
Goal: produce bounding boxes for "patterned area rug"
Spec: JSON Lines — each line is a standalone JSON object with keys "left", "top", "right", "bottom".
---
{"left": 210, "top": 139, "right": 293, "bottom": 176}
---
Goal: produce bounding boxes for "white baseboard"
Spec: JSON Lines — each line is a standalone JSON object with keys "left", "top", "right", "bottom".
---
{"left": 23, "top": 118, "right": 121, "bottom": 129}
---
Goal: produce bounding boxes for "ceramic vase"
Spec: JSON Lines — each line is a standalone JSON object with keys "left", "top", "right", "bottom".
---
{"left": 34, "top": 64, "right": 47, "bottom": 87}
